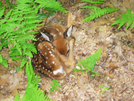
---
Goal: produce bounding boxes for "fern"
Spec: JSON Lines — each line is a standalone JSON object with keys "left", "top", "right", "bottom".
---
{"left": 73, "top": 49, "right": 101, "bottom": 76}
{"left": 80, "top": 0, "right": 119, "bottom": 22}
{"left": 50, "top": 79, "right": 61, "bottom": 94}
{"left": 0, "top": 0, "right": 67, "bottom": 100}
{"left": 0, "top": 0, "right": 67, "bottom": 68}
{"left": 35, "top": 0, "right": 68, "bottom": 13}
{"left": 0, "top": 54, "right": 8, "bottom": 68}
{"left": 111, "top": 8, "right": 134, "bottom": 29}
{"left": 6, "top": 0, "right": 15, "bottom": 9}
{"left": 81, "top": 0, "right": 104, "bottom": 4}
{"left": 0, "top": 1, "right": 5, "bottom": 18}
{"left": 14, "top": 61, "right": 52, "bottom": 101}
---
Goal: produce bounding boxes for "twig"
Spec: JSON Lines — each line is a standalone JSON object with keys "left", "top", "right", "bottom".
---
{"left": 100, "top": 45, "right": 115, "bottom": 67}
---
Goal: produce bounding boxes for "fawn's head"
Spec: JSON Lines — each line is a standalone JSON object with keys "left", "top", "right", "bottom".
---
{"left": 40, "top": 24, "right": 73, "bottom": 56}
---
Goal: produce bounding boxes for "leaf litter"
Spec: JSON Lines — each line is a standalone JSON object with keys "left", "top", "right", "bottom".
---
{"left": 0, "top": 0, "right": 134, "bottom": 100}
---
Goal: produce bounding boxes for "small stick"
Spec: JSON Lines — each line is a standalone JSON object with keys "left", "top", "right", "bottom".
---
{"left": 100, "top": 45, "right": 115, "bottom": 67}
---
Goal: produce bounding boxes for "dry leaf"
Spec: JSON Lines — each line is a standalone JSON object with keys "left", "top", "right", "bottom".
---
{"left": 18, "top": 70, "right": 25, "bottom": 78}
{"left": 105, "top": 63, "right": 119, "bottom": 78}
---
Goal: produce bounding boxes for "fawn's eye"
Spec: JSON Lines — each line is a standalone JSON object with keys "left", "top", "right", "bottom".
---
{"left": 65, "top": 43, "right": 67, "bottom": 46}
{"left": 67, "top": 49, "right": 70, "bottom": 55}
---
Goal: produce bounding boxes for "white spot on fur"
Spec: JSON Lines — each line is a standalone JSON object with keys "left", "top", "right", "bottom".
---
{"left": 35, "top": 58, "right": 37, "bottom": 61}
{"left": 52, "top": 61, "right": 55, "bottom": 64}
{"left": 50, "top": 54, "right": 55, "bottom": 57}
{"left": 56, "top": 28, "right": 59, "bottom": 32}
{"left": 53, "top": 66, "right": 64, "bottom": 75}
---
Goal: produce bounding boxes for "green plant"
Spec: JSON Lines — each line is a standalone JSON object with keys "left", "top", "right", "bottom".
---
{"left": 73, "top": 49, "right": 101, "bottom": 77}
{"left": 111, "top": 8, "right": 134, "bottom": 29}
{"left": 100, "top": 86, "right": 110, "bottom": 95}
{"left": 14, "top": 61, "right": 52, "bottom": 101}
{"left": 6, "top": 0, "right": 15, "bottom": 9}
{"left": 80, "top": 0, "right": 119, "bottom": 22}
{"left": 0, "top": 0, "right": 68, "bottom": 69}
{"left": 0, "top": 1, "right": 5, "bottom": 18}
{"left": 50, "top": 79, "right": 62, "bottom": 95}
{"left": 0, "top": 0, "right": 68, "bottom": 100}
{"left": 81, "top": 0, "right": 104, "bottom": 4}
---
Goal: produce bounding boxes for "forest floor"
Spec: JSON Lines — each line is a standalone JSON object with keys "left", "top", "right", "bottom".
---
{"left": 0, "top": 0, "right": 134, "bottom": 101}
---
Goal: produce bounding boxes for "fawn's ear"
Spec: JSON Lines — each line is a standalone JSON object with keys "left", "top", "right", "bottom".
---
{"left": 40, "top": 32, "right": 50, "bottom": 41}
{"left": 63, "top": 25, "right": 73, "bottom": 38}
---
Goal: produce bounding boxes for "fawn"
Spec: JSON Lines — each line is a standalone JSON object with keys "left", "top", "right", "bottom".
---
{"left": 32, "top": 24, "right": 76, "bottom": 80}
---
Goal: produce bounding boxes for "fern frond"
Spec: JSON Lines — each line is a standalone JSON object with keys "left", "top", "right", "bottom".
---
{"left": 35, "top": 0, "right": 68, "bottom": 13}
{"left": 0, "top": 0, "right": 68, "bottom": 68}
{"left": 0, "top": 54, "right": 8, "bottom": 68}
{"left": 74, "top": 49, "right": 101, "bottom": 76}
{"left": 0, "top": 1, "right": 5, "bottom": 18}
{"left": 14, "top": 61, "right": 52, "bottom": 101}
{"left": 81, "top": 0, "right": 104, "bottom": 4}
{"left": 50, "top": 79, "right": 61, "bottom": 94}
{"left": 111, "top": 8, "right": 134, "bottom": 29}
{"left": 81, "top": 6, "right": 119, "bottom": 22}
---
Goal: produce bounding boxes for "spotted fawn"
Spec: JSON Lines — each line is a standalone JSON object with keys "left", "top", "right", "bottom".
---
{"left": 32, "top": 24, "right": 76, "bottom": 80}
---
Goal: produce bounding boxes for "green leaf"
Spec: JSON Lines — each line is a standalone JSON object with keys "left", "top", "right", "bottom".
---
{"left": 24, "top": 51, "right": 33, "bottom": 58}
{"left": 81, "top": 0, "right": 104, "bottom": 4}
{"left": 1, "top": 38, "right": 8, "bottom": 48}
{"left": 90, "top": 74, "right": 95, "bottom": 77}
{"left": 91, "top": 71, "right": 99, "bottom": 75}
{"left": 100, "top": 86, "right": 110, "bottom": 95}
{"left": 0, "top": 54, "right": 3, "bottom": 63}
{"left": 12, "top": 56, "right": 24, "bottom": 61}
{"left": 16, "top": 66, "right": 23, "bottom": 72}
{"left": 20, "top": 58, "right": 28, "bottom": 68}
{"left": 14, "top": 94, "right": 21, "bottom": 101}
{"left": 50, "top": 79, "right": 61, "bottom": 94}
{"left": 72, "top": 68, "right": 79, "bottom": 72}
{"left": 35, "top": 12, "right": 48, "bottom": 20}
{"left": 9, "top": 49, "right": 21, "bottom": 57}
{"left": 0, "top": 6, "right": 5, "bottom": 18}
{"left": 105, "top": 87, "right": 110, "bottom": 90}
{"left": 0, "top": 58, "right": 8, "bottom": 68}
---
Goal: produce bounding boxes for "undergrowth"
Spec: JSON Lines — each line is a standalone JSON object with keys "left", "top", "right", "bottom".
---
{"left": 80, "top": 0, "right": 119, "bottom": 22}
{"left": 0, "top": 0, "right": 67, "bottom": 69}
{"left": 0, "top": 0, "right": 67, "bottom": 100}
{"left": 14, "top": 60, "right": 52, "bottom": 101}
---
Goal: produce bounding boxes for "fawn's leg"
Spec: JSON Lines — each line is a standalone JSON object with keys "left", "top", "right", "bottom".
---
{"left": 55, "top": 38, "right": 76, "bottom": 74}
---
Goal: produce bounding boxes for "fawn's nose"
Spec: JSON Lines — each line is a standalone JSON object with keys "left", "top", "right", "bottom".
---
{"left": 60, "top": 51, "right": 65, "bottom": 55}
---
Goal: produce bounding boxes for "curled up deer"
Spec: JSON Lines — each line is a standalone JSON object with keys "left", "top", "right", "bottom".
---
{"left": 32, "top": 24, "right": 76, "bottom": 80}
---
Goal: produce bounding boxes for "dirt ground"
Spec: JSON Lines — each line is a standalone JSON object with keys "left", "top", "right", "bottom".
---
{"left": 0, "top": 0, "right": 134, "bottom": 101}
